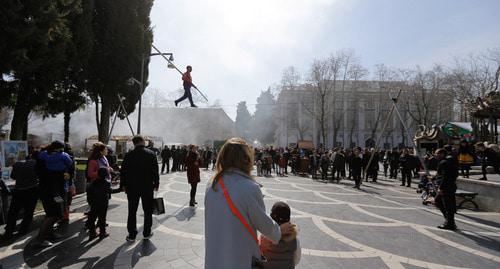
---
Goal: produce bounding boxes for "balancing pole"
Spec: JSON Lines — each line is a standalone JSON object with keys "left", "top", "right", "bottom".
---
{"left": 151, "top": 44, "right": 209, "bottom": 102}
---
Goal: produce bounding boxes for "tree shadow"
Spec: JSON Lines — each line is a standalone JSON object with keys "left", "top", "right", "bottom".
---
{"left": 23, "top": 219, "right": 104, "bottom": 268}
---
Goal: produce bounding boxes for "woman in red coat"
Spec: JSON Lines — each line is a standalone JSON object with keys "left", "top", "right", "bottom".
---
{"left": 186, "top": 145, "right": 201, "bottom": 206}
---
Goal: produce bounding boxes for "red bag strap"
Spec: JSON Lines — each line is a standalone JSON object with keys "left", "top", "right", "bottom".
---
{"left": 219, "top": 177, "right": 259, "bottom": 245}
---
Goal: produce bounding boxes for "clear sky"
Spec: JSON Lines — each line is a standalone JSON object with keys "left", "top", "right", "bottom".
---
{"left": 148, "top": 0, "right": 500, "bottom": 119}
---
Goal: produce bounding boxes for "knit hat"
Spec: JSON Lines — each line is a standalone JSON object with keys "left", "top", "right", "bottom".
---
{"left": 271, "top": 201, "right": 291, "bottom": 225}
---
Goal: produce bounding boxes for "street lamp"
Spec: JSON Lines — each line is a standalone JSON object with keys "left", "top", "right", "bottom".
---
{"left": 129, "top": 52, "right": 175, "bottom": 135}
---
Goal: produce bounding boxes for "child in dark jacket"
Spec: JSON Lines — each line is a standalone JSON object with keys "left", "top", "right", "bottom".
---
{"left": 260, "top": 201, "right": 301, "bottom": 269}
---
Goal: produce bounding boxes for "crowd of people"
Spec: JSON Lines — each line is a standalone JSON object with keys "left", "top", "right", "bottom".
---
{"left": 160, "top": 145, "right": 217, "bottom": 174}
{"left": 2, "top": 135, "right": 500, "bottom": 268}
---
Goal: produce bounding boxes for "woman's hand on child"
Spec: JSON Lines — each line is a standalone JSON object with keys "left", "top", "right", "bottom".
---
{"left": 280, "top": 222, "right": 294, "bottom": 235}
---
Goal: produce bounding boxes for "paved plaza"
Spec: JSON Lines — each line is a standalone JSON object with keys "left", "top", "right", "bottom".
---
{"left": 1, "top": 170, "right": 500, "bottom": 269}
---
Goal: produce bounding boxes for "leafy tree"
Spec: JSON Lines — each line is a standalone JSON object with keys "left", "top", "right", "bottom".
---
{"left": 0, "top": 0, "right": 82, "bottom": 140}
{"left": 88, "top": 0, "right": 154, "bottom": 142}
{"left": 252, "top": 88, "right": 277, "bottom": 144}
{"left": 235, "top": 101, "right": 253, "bottom": 142}
{"left": 42, "top": 0, "right": 94, "bottom": 142}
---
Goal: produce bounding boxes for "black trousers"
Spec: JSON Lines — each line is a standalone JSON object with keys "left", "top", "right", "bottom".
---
{"left": 190, "top": 183, "right": 198, "bottom": 203}
{"left": 352, "top": 171, "right": 361, "bottom": 188}
{"left": 87, "top": 197, "right": 109, "bottom": 233}
{"left": 482, "top": 162, "right": 500, "bottom": 179}
{"left": 175, "top": 86, "right": 195, "bottom": 106}
{"left": 127, "top": 191, "right": 153, "bottom": 237}
{"left": 390, "top": 165, "right": 398, "bottom": 178}
{"left": 5, "top": 187, "right": 38, "bottom": 234}
{"left": 401, "top": 169, "right": 412, "bottom": 186}
{"left": 161, "top": 159, "right": 170, "bottom": 173}
{"left": 435, "top": 192, "right": 456, "bottom": 227}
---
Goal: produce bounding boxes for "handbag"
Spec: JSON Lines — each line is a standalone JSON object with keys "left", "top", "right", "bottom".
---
{"left": 152, "top": 194, "right": 165, "bottom": 215}
{"left": 218, "top": 177, "right": 267, "bottom": 268}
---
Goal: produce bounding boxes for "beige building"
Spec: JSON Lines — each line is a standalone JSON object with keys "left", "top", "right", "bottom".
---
{"left": 275, "top": 80, "right": 454, "bottom": 148}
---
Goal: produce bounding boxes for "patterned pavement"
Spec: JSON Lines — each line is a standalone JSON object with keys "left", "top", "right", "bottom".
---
{"left": 1, "top": 169, "right": 500, "bottom": 269}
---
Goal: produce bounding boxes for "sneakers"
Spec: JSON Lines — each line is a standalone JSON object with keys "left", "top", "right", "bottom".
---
{"left": 143, "top": 232, "right": 153, "bottom": 240}
{"left": 190, "top": 104, "right": 197, "bottom": 108}
{"left": 126, "top": 235, "right": 136, "bottom": 242}
{"left": 174, "top": 101, "right": 178, "bottom": 107}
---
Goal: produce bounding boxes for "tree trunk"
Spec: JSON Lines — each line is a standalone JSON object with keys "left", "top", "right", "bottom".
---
{"left": 64, "top": 110, "right": 71, "bottom": 142}
{"left": 97, "top": 100, "right": 111, "bottom": 143}
{"left": 9, "top": 97, "right": 30, "bottom": 140}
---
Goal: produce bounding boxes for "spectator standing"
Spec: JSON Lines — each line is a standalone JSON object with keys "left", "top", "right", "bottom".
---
{"left": 161, "top": 145, "right": 172, "bottom": 174}
{"left": 35, "top": 141, "right": 74, "bottom": 247}
{"left": 120, "top": 136, "right": 160, "bottom": 241}
{"left": 434, "top": 148, "right": 459, "bottom": 230}
{"left": 204, "top": 137, "right": 293, "bottom": 269}
{"left": 86, "top": 142, "right": 112, "bottom": 239}
{"left": 3, "top": 153, "right": 39, "bottom": 239}
{"left": 186, "top": 145, "right": 201, "bottom": 206}
{"left": 351, "top": 148, "right": 363, "bottom": 189}
{"left": 475, "top": 142, "right": 499, "bottom": 181}
{"left": 458, "top": 140, "right": 474, "bottom": 178}
{"left": 399, "top": 149, "right": 413, "bottom": 187}
{"left": 260, "top": 201, "right": 301, "bottom": 269}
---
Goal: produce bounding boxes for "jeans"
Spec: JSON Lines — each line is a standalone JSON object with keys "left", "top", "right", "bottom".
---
{"left": 175, "top": 86, "right": 195, "bottom": 106}
{"left": 127, "top": 191, "right": 153, "bottom": 237}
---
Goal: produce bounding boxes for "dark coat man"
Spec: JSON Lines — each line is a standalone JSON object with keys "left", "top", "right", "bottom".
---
{"left": 160, "top": 146, "right": 172, "bottom": 174}
{"left": 120, "top": 136, "right": 160, "bottom": 241}
{"left": 351, "top": 149, "right": 363, "bottom": 189}
{"left": 434, "top": 148, "right": 458, "bottom": 230}
{"left": 389, "top": 149, "right": 400, "bottom": 179}
{"left": 399, "top": 149, "right": 413, "bottom": 187}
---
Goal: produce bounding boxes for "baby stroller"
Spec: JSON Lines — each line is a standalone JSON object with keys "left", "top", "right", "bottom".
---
{"left": 418, "top": 174, "right": 441, "bottom": 205}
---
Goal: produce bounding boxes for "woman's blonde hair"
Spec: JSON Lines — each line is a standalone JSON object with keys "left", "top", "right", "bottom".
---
{"left": 211, "top": 137, "right": 254, "bottom": 190}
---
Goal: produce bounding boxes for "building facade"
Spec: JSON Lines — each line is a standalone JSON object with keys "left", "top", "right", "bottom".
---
{"left": 275, "top": 80, "right": 454, "bottom": 149}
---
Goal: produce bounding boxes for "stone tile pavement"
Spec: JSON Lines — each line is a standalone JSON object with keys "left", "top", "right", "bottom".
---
{"left": 1, "top": 169, "right": 500, "bottom": 268}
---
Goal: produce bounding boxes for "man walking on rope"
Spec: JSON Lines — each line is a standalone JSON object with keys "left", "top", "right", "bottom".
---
{"left": 175, "top": 65, "right": 197, "bottom": 107}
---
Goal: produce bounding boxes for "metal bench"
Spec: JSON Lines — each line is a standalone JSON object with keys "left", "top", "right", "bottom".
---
{"left": 455, "top": 190, "right": 479, "bottom": 210}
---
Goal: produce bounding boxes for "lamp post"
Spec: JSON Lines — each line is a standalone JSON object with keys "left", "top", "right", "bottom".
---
{"left": 130, "top": 52, "right": 174, "bottom": 134}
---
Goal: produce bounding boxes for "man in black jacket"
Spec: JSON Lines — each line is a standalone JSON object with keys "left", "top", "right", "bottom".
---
{"left": 120, "top": 136, "right": 160, "bottom": 241}
{"left": 160, "top": 146, "right": 171, "bottom": 174}
{"left": 434, "top": 148, "right": 459, "bottom": 230}
{"left": 475, "top": 142, "right": 500, "bottom": 181}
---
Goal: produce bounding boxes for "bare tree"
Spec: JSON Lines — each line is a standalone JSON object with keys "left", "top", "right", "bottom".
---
{"left": 346, "top": 63, "right": 368, "bottom": 146}
{"left": 402, "top": 65, "right": 452, "bottom": 127}
{"left": 448, "top": 50, "right": 500, "bottom": 121}
{"left": 281, "top": 66, "right": 302, "bottom": 91}
{"left": 304, "top": 58, "right": 336, "bottom": 145}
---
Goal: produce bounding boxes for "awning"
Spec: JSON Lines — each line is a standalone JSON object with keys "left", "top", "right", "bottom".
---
{"left": 442, "top": 122, "right": 473, "bottom": 138}
{"left": 297, "top": 140, "right": 314, "bottom": 149}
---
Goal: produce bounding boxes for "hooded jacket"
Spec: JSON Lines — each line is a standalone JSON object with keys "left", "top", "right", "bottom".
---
{"left": 260, "top": 223, "right": 301, "bottom": 269}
